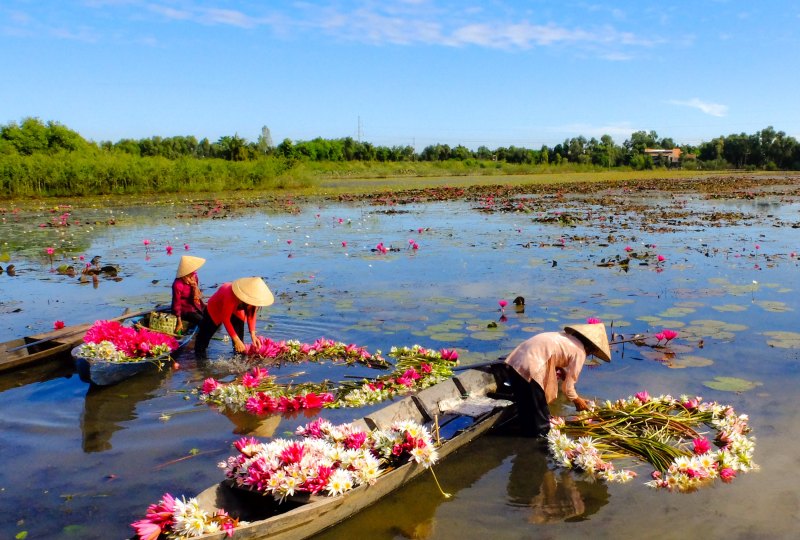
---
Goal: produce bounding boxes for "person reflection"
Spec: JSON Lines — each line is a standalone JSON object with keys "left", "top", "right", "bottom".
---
{"left": 507, "top": 441, "right": 609, "bottom": 523}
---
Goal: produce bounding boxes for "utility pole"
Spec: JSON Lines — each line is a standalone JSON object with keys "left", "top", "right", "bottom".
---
{"left": 357, "top": 116, "right": 362, "bottom": 142}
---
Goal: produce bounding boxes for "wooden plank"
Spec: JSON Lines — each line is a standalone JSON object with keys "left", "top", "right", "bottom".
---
{"left": 453, "top": 368, "right": 499, "bottom": 396}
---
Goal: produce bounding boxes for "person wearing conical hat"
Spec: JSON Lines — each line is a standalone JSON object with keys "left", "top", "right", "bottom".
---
{"left": 504, "top": 322, "right": 611, "bottom": 437}
{"left": 194, "top": 276, "right": 275, "bottom": 358}
{"left": 171, "top": 255, "right": 206, "bottom": 332}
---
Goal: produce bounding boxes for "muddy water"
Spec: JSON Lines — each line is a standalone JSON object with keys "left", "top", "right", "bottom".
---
{"left": 0, "top": 187, "right": 798, "bottom": 539}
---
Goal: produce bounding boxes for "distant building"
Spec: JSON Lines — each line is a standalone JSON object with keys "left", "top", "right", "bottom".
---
{"left": 644, "top": 148, "right": 682, "bottom": 166}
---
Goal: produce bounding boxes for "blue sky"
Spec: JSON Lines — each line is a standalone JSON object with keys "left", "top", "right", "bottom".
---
{"left": 2, "top": 1, "right": 799, "bottom": 150}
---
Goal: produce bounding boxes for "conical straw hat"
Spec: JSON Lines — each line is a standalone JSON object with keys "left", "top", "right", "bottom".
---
{"left": 564, "top": 323, "right": 611, "bottom": 362}
{"left": 176, "top": 255, "right": 206, "bottom": 278}
{"left": 232, "top": 276, "right": 275, "bottom": 307}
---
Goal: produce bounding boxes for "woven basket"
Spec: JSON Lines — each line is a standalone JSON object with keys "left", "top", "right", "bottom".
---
{"left": 147, "top": 311, "right": 178, "bottom": 334}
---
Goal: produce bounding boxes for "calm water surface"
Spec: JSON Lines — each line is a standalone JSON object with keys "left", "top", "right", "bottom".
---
{"left": 0, "top": 188, "right": 798, "bottom": 539}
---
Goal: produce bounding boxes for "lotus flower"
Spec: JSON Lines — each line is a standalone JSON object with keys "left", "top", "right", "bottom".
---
{"left": 662, "top": 329, "right": 679, "bottom": 342}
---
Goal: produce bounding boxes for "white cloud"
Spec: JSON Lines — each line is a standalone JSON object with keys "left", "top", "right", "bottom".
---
{"left": 669, "top": 98, "right": 729, "bottom": 117}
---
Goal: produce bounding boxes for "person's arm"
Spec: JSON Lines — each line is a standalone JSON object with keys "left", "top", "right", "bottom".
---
{"left": 561, "top": 362, "right": 589, "bottom": 410}
{"left": 246, "top": 306, "right": 261, "bottom": 348}
{"left": 171, "top": 280, "right": 185, "bottom": 332}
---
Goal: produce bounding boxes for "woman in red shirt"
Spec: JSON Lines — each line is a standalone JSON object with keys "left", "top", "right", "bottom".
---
{"left": 171, "top": 255, "right": 206, "bottom": 332}
{"left": 194, "top": 276, "right": 274, "bottom": 358}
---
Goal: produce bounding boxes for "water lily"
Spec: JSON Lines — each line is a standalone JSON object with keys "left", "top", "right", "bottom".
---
{"left": 498, "top": 299, "right": 508, "bottom": 312}
{"left": 54, "top": 320, "right": 65, "bottom": 330}
{"left": 657, "top": 254, "right": 666, "bottom": 262}
{"left": 165, "top": 245, "right": 173, "bottom": 255}
{"left": 586, "top": 317, "right": 602, "bottom": 324}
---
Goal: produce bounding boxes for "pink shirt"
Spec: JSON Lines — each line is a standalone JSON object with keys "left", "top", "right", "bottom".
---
{"left": 504, "top": 331, "right": 587, "bottom": 402}
{"left": 207, "top": 282, "right": 257, "bottom": 338}
{"left": 171, "top": 272, "right": 204, "bottom": 317}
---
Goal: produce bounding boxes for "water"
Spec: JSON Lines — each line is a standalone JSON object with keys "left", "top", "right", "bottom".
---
{"left": 0, "top": 185, "right": 799, "bottom": 539}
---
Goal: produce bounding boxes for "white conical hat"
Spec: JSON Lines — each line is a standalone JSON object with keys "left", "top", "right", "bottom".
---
{"left": 232, "top": 277, "right": 275, "bottom": 307}
{"left": 176, "top": 255, "right": 206, "bottom": 278}
{"left": 564, "top": 323, "right": 611, "bottom": 362}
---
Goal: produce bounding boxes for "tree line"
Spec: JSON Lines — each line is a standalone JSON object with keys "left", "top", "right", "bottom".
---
{"left": 1, "top": 117, "right": 799, "bottom": 197}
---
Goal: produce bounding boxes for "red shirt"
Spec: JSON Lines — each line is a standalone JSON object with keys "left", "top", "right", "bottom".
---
{"left": 207, "top": 282, "right": 257, "bottom": 338}
{"left": 171, "top": 272, "right": 204, "bottom": 317}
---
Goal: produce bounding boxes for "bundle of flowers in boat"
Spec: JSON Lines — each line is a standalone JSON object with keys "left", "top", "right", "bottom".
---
{"left": 75, "top": 320, "right": 179, "bottom": 363}
{"left": 200, "top": 366, "right": 335, "bottom": 415}
{"left": 546, "top": 391, "right": 757, "bottom": 492}
{"left": 220, "top": 418, "right": 438, "bottom": 502}
{"left": 131, "top": 492, "right": 238, "bottom": 540}
{"left": 245, "top": 336, "right": 388, "bottom": 369}
{"left": 198, "top": 345, "right": 459, "bottom": 414}
{"left": 335, "top": 345, "right": 459, "bottom": 408}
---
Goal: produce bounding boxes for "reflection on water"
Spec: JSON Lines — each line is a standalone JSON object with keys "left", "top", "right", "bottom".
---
{"left": 316, "top": 434, "right": 609, "bottom": 540}
{"left": 1, "top": 192, "right": 799, "bottom": 539}
{"left": 81, "top": 370, "right": 167, "bottom": 453}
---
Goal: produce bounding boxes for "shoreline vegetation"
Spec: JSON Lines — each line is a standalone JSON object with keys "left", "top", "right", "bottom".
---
{"left": 2, "top": 117, "right": 800, "bottom": 202}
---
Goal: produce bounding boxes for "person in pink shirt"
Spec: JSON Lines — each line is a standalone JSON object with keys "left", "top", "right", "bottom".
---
{"left": 194, "top": 276, "right": 274, "bottom": 358}
{"left": 504, "top": 323, "right": 611, "bottom": 437}
{"left": 171, "top": 255, "right": 206, "bottom": 332}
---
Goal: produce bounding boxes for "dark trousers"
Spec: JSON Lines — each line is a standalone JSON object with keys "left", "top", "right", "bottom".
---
{"left": 508, "top": 367, "right": 551, "bottom": 437}
{"left": 194, "top": 308, "right": 245, "bottom": 358}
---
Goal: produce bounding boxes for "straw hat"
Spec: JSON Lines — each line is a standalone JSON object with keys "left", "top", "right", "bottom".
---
{"left": 563, "top": 323, "right": 611, "bottom": 362}
{"left": 232, "top": 276, "right": 275, "bottom": 307}
{"left": 176, "top": 255, "right": 206, "bottom": 278}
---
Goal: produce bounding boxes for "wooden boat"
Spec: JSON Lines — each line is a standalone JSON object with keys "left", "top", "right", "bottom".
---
{"left": 0, "top": 309, "right": 147, "bottom": 373}
{"left": 73, "top": 313, "right": 197, "bottom": 387}
{"left": 192, "top": 363, "right": 516, "bottom": 540}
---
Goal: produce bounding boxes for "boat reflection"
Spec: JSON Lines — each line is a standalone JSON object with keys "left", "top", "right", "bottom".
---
{"left": 80, "top": 369, "right": 167, "bottom": 453}
{"left": 0, "top": 359, "right": 75, "bottom": 394}
{"left": 316, "top": 433, "right": 609, "bottom": 539}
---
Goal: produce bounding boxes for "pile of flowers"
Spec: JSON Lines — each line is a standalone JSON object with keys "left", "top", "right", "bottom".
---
{"left": 75, "top": 320, "right": 179, "bottom": 363}
{"left": 546, "top": 391, "right": 757, "bottom": 492}
{"left": 220, "top": 418, "right": 438, "bottom": 501}
{"left": 199, "top": 345, "right": 459, "bottom": 415}
{"left": 200, "top": 366, "right": 335, "bottom": 415}
{"left": 335, "top": 345, "right": 459, "bottom": 408}
{"left": 245, "top": 337, "right": 388, "bottom": 369}
{"left": 131, "top": 492, "right": 238, "bottom": 540}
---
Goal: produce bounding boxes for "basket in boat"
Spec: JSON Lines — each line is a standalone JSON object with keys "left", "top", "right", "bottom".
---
{"left": 147, "top": 311, "right": 178, "bottom": 334}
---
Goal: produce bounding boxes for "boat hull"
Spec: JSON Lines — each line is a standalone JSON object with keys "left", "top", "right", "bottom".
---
{"left": 193, "top": 365, "right": 516, "bottom": 540}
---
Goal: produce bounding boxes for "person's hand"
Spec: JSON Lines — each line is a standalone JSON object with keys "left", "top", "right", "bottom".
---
{"left": 573, "top": 397, "right": 590, "bottom": 411}
{"left": 233, "top": 336, "right": 247, "bottom": 353}
{"left": 251, "top": 334, "right": 262, "bottom": 349}
{"left": 174, "top": 317, "right": 183, "bottom": 335}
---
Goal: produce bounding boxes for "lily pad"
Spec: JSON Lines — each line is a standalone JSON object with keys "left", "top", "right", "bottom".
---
{"left": 712, "top": 304, "right": 748, "bottom": 312}
{"left": 470, "top": 330, "right": 507, "bottom": 341}
{"left": 665, "top": 355, "right": 714, "bottom": 369}
{"left": 754, "top": 300, "right": 792, "bottom": 313}
{"left": 763, "top": 331, "right": 800, "bottom": 349}
{"left": 703, "top": 376, "right": 762, "bottom": 392}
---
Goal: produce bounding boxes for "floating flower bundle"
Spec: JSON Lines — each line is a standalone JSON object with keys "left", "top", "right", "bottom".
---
{"left": 335, "top": 345, "right": 459, "bottom": 408}
{"left": 220, "top": 418, "right": 438, "bottom": 502}
{"left": 245, "top": 337, "right": 388, "bottom": 369}
{"left": 200, "top": 366, "right": 335, "bottom": 415}
{"left": 131, "top": 492, "right": 238, "bottom": 540}
{"left": 199, "top": 345, "right": 459, "bottom": 415}
{"left": 76, "top": 320, "right": 179, "bottom": 363}
{"left": 546, "top": 392, "right": 757, "bottom": 492}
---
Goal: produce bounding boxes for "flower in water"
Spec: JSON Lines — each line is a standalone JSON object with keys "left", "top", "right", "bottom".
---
{"left": 341, "top": 241, "right": 347, "bottom": 248}
{"left": 411, "top": 242, "right": 419, "bottom": 250}
{"left": 654, "top": 332, "right": 665, "bottom": 343}
{"left": 586, "top": 317, "right": 602, "bottom": 324}
{"left": 719, "top": 467, "right": 737, "bottom": 483}
{"left": 287, "top": 239, "right": 292, "bottom": 245}
{"left": 755, "top": 244, "right": 760, "bottom": 250}
{"left": 693, "top": 437, "right": 712, "bottom": 455}
{"left": 54, "top": 320, "right": 65, "bottom": 330}
{"left": 657, "top": 254, "right": 665, "bottom": 262}
{"left": 625, "top": 246, "right": 633, "bottom": 252}
{"left": 662, "top": 329, "right": 679, "bottom": 342}
{"left": 418, "top": 227, "right": 424, "bottom": 234}
{"left": 46, "top": 247, "right": 55, "bottom": 255}
{"left": 166, "top": 245, "right": 173, "bottom": 255}
{"left": 143, "top": 239, "right": 150, "bottom": 247}
{"left": 184, "top": 243, "right": 190, "bottom": 250}
{"left": 79, "top": 255, "right": 85, "bottom": 261}
{"left": 498, "top": 299, "right": 508, "bottom": 312}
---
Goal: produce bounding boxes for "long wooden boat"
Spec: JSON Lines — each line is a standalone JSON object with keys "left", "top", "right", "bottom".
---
{"left": 192, "top": 363, "right": 516, "bottom": 540}
{"left": 73, "top": 314, "right": 197, "bottom": 387}
{"left": 0, "top": 308, "right": 147, "bottom": 373}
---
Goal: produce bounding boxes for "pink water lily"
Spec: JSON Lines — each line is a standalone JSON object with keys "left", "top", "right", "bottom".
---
{"left": 498, "top": 299, "right": 508, "bottom": 311}
{"left": 341, "top": 241, "right": 347, "bottom": 248}
{"left": 143, "top": 239, "right": 150, "bottom": 246}
{"left": 625, "top": 246, "right": 633, "bottom": 252}
{"left": 54, "top": 320, "right": 65, "bottom": 330}
{"left": 586, "top": 317, "right": 602, "bottom": 324}
{"left": 46, "top": 247, "right": 55, "bottom": 255}
{"left": 662, "top": 329, "right": 679, "bottom": 342}
{"left": 657, "top": 254, "right": 665, "bottom": 262}
{"left": 635, "top": 390, "right": 650, "bottom": 403}
{"left": 165, "top": 245, "right": 173, "bottom": 255}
